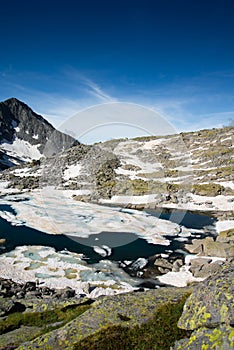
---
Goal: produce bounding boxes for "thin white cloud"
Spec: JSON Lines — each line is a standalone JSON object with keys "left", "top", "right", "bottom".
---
{"left": 81, "top": 77, "right": 117, "bottom": 102}
{"left": 1, "top": 67, "right": 233, "bottom": 139}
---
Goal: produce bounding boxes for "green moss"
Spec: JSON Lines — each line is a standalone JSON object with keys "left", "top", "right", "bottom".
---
{"left": 73, "top": 296, "right": 190, "bottom": 350}
{"left": 219, "top": 228, "right": 234, "bottom": 238}
{"left": 192, "top": 183, "right": 226, "bottom": 196}
{"left": 0, "top": 304, "right": 90, "bottom": 336}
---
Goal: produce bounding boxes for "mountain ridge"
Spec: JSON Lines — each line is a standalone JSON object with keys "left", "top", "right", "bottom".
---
{"left": 0, "top": 98, "right": 79, "bottom": 169}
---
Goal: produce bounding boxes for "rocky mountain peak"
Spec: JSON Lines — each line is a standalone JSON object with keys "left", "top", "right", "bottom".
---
{"left": 0, "top": 98, "right": 79, "bottom": 169}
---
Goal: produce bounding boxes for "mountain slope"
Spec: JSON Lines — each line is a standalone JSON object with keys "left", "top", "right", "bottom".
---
{"left": 0, "top": 98, "right": 79, "bottom": 169}
{"left": 2, "top": 123, "right": 233, "bottom": 213}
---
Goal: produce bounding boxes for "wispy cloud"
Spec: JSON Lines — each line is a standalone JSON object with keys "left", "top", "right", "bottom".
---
{"left": 1, "top": 66, "right": 233, "bottom": 139}
{"left": 63, "top": 67, "right": 117, "bottom": 102}
{"left": 81, "top": 77, "right": 117, "bottom": 102}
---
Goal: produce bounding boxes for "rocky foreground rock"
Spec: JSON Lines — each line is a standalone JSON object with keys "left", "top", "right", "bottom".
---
{"left": 0, "top": 261, "right": 233, "bottom": 349}
{"left": 174, "top": 261, "right": 234, "bottom": 350}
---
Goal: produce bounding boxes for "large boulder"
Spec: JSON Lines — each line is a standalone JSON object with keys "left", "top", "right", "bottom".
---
{"left": 174, "top": 261, "right": 234, "bottom": 349}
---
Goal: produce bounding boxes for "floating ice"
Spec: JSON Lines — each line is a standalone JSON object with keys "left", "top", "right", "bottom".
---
{"left": 0, "top": 187, "right": 180, "bottom": 246}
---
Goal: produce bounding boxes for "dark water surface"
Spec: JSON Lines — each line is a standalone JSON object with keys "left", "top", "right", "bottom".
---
{"left": 0, "top": 204, "right": 216, "bottom": 263}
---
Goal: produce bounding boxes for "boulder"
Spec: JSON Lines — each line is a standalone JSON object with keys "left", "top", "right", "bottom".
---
{"left": 184, "top": 239, "right": 204, "bottom": 254}
{"left": 174, "top": 324, "right": 234, "bottom": 349}
{"left": 203, "top": 239, "right": 234, "bottom": 258}
{"left": 174, "top": 261, "right": 234, "bottom": 349}
{"left": 189, "top": 259, "right": 224, "bottom": 278}
{"left": 154, "top": 257, "right": 173, "bottom": 270}
{"left": 0, "top": 238, "right": 6, "bottom": 245}
{"left": 54, "top": 287, "right": 76, "bottom": 299}
{"left": 172, "top": 259, "right": 184, "bottom": 272}
{"left": 217, "top": 228, "right": 234, "bottom": 243}
{"left": 185, "top": 235, "right": 234, "bottom": 259}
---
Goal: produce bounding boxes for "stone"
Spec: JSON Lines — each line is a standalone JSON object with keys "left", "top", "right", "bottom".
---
{"left": 188, "top": 257, "right": 211, "bottom": 276}
{"left": 184, "top": 239, "right": 204, "bottom": 254}
{"left": 23, "top": 281, "right": 37, "bottom": 292}
{"left": 203, "top": 239, "right": 234, "bottom": 258}
{"left": 217, "top": 228, "right": 234, "bottom": 243}
{"left": 0, "top": 326, "right": 42, "bottom": 350}
{"left": 154, "top": 257, "right": 173, "bottom": 270}
{"left": 18, "top": 287, "right": 191, "bottom": 349}
{"left": 55, "top": 287, "right": 76, "bottom": 299}
{"left": 0, "top": 238, "right": 6, "bottom": 245}
{"left": 174, "top": 261, "right": 234, "bottom": 350}
{"left": 172, "top": 259, "right": 184, "bottom": 272}
{"left": 190, "top": 260, "right": 224, "bottom": 278}
{"left": 174, "top": 324, "right": 234, "bottom": 350}
{"left": 73, "top": 194, "right": 92, "bottom": 202}
{"left": 178, "top": 261, "right": 234, "bottom": 330}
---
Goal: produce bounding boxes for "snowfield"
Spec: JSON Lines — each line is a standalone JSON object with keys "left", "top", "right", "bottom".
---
{"left": 0, "top": 137, "right": 42, "bottom": 161}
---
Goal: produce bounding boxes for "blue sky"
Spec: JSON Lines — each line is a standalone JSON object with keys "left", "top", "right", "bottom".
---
{"left": 1, "top": 0, "right": 234, "bottom": 141}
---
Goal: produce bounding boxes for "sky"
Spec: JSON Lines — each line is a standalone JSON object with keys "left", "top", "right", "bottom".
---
{"left": 0, "top": 0, "right": 234, "bottom": 142}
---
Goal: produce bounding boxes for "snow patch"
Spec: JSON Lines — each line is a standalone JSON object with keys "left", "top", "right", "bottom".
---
{"left": 0, "top": 246, "right": 137, "bottom": 297}
{"left": 64, "top": 164, "right": 82, "bottom": 180}
{"left": 216, "top": 220, "right": 234, "bottom": 233}
{"left": 0, "top": 137, "right": 42, "bottom": 161}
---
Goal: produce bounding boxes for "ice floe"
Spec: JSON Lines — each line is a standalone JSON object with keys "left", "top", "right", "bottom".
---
{"left": 0, "top": 187, "right": 180, "bottom": 246}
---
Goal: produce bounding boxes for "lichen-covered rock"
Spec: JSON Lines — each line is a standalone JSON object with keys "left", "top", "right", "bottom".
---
{"left": 217, "top": 228, "right": 234, "bottom": 243}
{"left": 18, "top": 287, "right": 191, "bottom": 349}
{"left": 189, "top": 259, "right": 224, "bottom": 279}
{"left": 174, "top": 262, "right": 234, "bottom": 350}
{"left": 178, "top": 262, "right": 234, "bottom": 330}
{"left": 0, "top": 297, "right": 15, "bottom": 316}
{"left": 174, "top": 325, "right": 234, "bottom": 350}
{"left": 203, "top": 239, "right": 234, "bottom": 258}
{"left": 185, "top": 237, "right": 234, "bottom": 259}
{"left": 0, "top": 326, "right": 41, "bottom": 350}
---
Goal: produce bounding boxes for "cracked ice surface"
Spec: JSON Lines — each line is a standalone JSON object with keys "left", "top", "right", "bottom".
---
{"left": 0, "top": 187, "right": 180, "bottom": 245}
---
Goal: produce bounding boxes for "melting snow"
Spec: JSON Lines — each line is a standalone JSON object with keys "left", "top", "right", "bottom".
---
{"left": 0, "top": 137, "right": 42, "bottom": 161}
{"left": 0, "top": 246, "right": 137, "bottom": 297}
{"left": 63, "top": 164, "right": 82, "bottom": 180}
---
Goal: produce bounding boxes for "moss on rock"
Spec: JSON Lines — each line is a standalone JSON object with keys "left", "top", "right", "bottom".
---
{"left": 18, "top": 287, "right": 192, "bottom": 349}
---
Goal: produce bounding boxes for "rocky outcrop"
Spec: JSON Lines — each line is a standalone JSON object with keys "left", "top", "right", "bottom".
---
{"left": 174, "top": 261, "right": 234, "bottom": 349}
{"left": 185, "top": 228, "right": 234, "bottom": 259}
{"left": 0, "top": 263, "right": 233, "bottom": 349}
{"left": 18, "top": 287, "right": 191, "bottom": 350}
{"left": 0, "top": 277, "right": 92, "bottom": 349}
{"left": 0, "top": 98, "right": 79, "bottom": 169}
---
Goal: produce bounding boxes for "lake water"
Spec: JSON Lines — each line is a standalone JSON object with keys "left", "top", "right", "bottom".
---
{"left": 0, "top": 204, "right": 216, "bottom": 264}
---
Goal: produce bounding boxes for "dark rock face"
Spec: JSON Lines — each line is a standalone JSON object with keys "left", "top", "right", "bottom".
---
{"left": 0, "top": 98, "right": 79, "bottom": 169}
